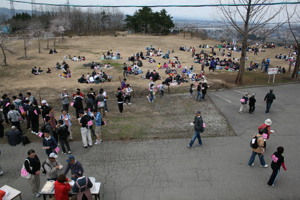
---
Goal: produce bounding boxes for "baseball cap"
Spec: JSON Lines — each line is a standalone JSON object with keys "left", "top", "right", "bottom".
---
{"left": 196, "top": 110, "right": 201, "bottom": 114}
{"left": 75, "top": 170, "right": 83, "bottom": 176}
{"left": 66, "top": 155, "right": 75, "bottom": 163}
{"left": 41, "top": 100, "right": 47, "bottom": 104}
{"left": 49, "top": 153, "right": 58, "bottom": 158}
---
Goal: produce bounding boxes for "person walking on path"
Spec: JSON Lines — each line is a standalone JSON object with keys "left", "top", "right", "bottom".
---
{"left": 258, "top": 119, "right": 274, "bottom": 149}
{"left": 122, "top": 63, "right": 128, "bottom": 78}
{"left": 24, "top": 149, "right": 41, "bottom": 197}
{"left": 196, "top": 83, "right": 202, "bottom": 101}
{"left": 56, "top": 120, "right": 71, "bottom": 154}
{"left": 248, "top": 129, "right": 268, "bottom": 168}
{"left": 60, "top": 110, "right": 73, "bottom": 141}
{"left": 267, "top": 146, "right": 287, "bottom": 186}
{"left": 239, "top": 93, "right": 249, "bottom": 113}
{"left": 249, "top": 93, "right": 256, "bottom": 114}
{"left": 264, "top": 89, "right": 276, "bottom": 114}
{"left": 188, "top": 110, "right": 204, "bottom": 148}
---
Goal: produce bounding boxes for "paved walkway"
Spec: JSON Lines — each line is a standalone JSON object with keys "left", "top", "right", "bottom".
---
{"left": 0, "top": 84, "right": 299, "bottom": 199}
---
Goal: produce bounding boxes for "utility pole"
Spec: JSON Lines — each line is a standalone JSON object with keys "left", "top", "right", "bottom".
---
{"left": 10, "top": 0, "right": 15, "bottom": 17}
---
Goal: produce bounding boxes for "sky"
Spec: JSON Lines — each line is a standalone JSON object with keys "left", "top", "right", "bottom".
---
{"left": 0, "top": 0, "right": 296, "bottom": 21}
{"left": 1, "top": 0, "right": 216, "bottom": 20}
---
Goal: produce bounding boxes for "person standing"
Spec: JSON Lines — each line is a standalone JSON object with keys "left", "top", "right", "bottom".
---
{"left": 60, "top": 110, "right": 73, "bottom": 141}
{"left": 56, "top": 120, "right": 71, "bottom": 154}
{"left": 79, "top": 110, "right": 92, "bottom": 148}
{"left": 188, "top": 110, "right": 204, "bottom": 147}
{"left": 8, "top": 104, "right": 22, "bottom": 132}
{"left": 264, "top": 89, "right": 276, "bottom": 114}
{"left": 24, "top": 149, "right": 41, "bottom": 197}
{"left": 115, "top": 87, "right": 124, "bottom": 112}
{"left": 28, "top": 102, "right": 41, "bottom": 135}
{"left": 54, "top": 174, "right": 71, "bottom": 200}
{"left": 258, "top": 119, "right": 273, "bottom": 149}
{"left": 249, "top": 93, "right": 256, "bottom": 114}
{"left": 1, "top": 94, "right": 10, "bottom": 124}
{"left": 43, "top": 153, "right": 61, "bottom": 181}
{"left": 60, "top": 89, "right": 70, "bottom": 113}
{"left": 64, "top": 155, "right": 84, "bottom": 181}
{"left": 202, "top": 80, "right": 208, "bottom": 99}
{"left": 196, "top": 83, "right": 202, "bottom": 101}
{"left": 72, "top": 170, "right": 93, "bottom": 200}
{"left": 239, "top": 93, "right": 249, "bottom": 113}
{"left": 267, "top": 146, "right": 287, "bottom": 186}
{"left": 261, "top": 59, "right": 266, "bottom": 72}
{"left": 103, "top": 89, "right": 108, "bottom": 112}
{"left": 122, "top": 63, "right": 128, "bottom": 78}
{"left": 124, "top": 84, "right": 133, "bottom": 105}
{"left": 96, "top": 89, "right": 105, "bottom": 117}
{"left": 48, "top": 107, "right": 58, "bottom": 142}
{"left": 92, "top": 109, "right": 102, "bottom": 145}
{"left": 248, "top": 129, "right": 268, "bottom": 168}
{"left": 159, "top": 82, "right": 165, "bottom": 97}
{"left": 149, "top": 84, "right": 155, "bottom": 103}
{"left": 73, "top": 92, "right": 84, "bottom": 119}
{"left": 42, "top": 130, "right": 58, "bottom": 156}
{"left": 121, "top": 78, "right": 127, "bottom": 90}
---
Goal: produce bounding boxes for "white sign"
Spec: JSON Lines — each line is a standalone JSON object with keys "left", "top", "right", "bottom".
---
{"left": 268, "top": 68, "right": 278, "bottom": 75}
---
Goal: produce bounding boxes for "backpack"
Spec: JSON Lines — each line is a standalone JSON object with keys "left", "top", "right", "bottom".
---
{"left": 22, "top": 136, "right": 31, "bottom": 146}
{"left": 41, "top": 161, "right": 51, "bottom": 174}
{"left": 250, "top": 135, "right": 262, "bottom": 148}
{"left": 86, "top": 98, "right": 93, "bottom": 108}
{"left": 73, "top": 97, "right": 81, "bottom": 108}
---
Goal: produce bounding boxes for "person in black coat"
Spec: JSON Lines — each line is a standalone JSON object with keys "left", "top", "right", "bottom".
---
{"left": 249, "top": 93, "right": 256, "bottom": 114}
{"left": 1, "top": 94, "right": 10, "bottom": 124}
{"left": 24, "top": 149, "right": 41, "bottom": 197}
{"left": 6, "top": 126, "right": 23, "bottom": 146}
{"left": 29, "top": 103, "right": 41, "bottom": 134}
{"left": 56, "top": 120, "right": 71, "bottom": 154}
{"left": 115, "top": 87, "right": 123, "bottom": 113}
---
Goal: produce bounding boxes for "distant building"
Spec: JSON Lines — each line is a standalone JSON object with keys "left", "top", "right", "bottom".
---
{"left": 0, "top": 24, "right": 11, "bottom": 34}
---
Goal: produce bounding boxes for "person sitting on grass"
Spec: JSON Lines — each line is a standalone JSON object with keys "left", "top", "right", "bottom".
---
{"left": 47, "top": 68, "right": 52, "bottom": 73}
{"left": 78, "top": 75, "right": 87, "bottom": 83}
{"left": 38, "top": 67, "right": 43, "bottom": 73}
{"left": 32, "top": 67, "right": 38, "bottom": 75}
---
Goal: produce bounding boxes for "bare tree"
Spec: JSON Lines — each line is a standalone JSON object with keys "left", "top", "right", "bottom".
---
{"left": 217, "top": 0, "right": 286, "bottom": 84}
{"left": 0, "top": 34, "right": 16, "bottom": 65}
{"left": 286, "top": 5, "right": 300, "bottom": 78}
{"left": 28, "top": 20, "right": 45, "bottom": 53}
{"left": 50, "top": 17, "right": 71, "bottom": 42}
{"left": 19, "top": 32, "right": 33, "bottom": 58}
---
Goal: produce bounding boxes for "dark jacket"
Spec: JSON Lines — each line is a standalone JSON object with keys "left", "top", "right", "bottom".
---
{"left": 43, "top": 136, "right": 58, "bottom": 155}
{"left": 29, "top": 105, "right": 41, "bottom": 120}
{"left": 6, "top": 130, "right": 23, "bottom": 146}
{"left": 116, "top": 91, "right": 123, "bottom": 102}
{"left": 42, "top": 122, "right": 54, "bottom": 137}
{"left": 249, "top": 96, "right": 256, "bottom": 106}
{"left": 56, "top": 124, "right": 69, "bottom": 140}
{"left": 64, "top": 160, "right": 84, "bottom": 176}
{"left": 264, "top": 93, "right": 276, "bottom": 103}
{"left": 72, "top": 176, "right": 93, "bottom": 193}
{"left": 1, "top": 98, "right": 10, "bottom": 112}
{"left": 194, "top": 116, "right": 204, "bottom": 132}
{"left": 25, "top": 155, "right": 41, "bottom": 175}
{"left": 41, "top": 105, "right": 50, "bottom": 119}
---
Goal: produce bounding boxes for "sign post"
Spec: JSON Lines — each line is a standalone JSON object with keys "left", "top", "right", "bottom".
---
{"left": 268, "top": 68, "right": 278, "bottom": 84}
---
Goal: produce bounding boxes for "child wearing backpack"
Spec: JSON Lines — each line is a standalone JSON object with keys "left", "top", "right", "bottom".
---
{"left": 248, "top": 129, "right": 268, "bottom": 168}
{"left": 159, "top": 82, "right": 165, "bottom": 97}
{"left": 267, "top": 146, "right": 287, "bottom": 186}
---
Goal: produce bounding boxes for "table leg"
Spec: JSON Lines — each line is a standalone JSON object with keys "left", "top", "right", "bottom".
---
{"left": 94, "top": 194, "right": 97, "bottom": 200}
{"left": 43, "top": 194, "right": 46, "bottom": 200}
{"left": 19, "top": 193, "right": 22, "bottom": 200}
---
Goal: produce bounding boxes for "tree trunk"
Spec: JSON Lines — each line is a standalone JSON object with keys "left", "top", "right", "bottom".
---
{"left": 38, "top": 38, "right": 41, "bottom": 54}
{"left": 235, "top": 0, "right": 251, "bottom": 84}
{"left": 61, "top": 33, "right": 64, "bottom": 42}
{"left": 1, "top": 46, "right": 7, "bottom": 66}
{"left": 184, "top": 30, "right": 185, "bottom": 38}
{"left": 53, "top": 37, "right": 56, "bottom": 46}
{"left": 291, "top": 44, "right": 300, "bottom": 78}
{"left": 47, "top": 39, "right": 49, "bottom": 49}
{"left": 23, "top": 39, "right": 27, "bottom": 58}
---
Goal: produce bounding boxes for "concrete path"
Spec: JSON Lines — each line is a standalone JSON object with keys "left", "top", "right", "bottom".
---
{"left": 0, "top": 84, "right": 299, "bottom": 200}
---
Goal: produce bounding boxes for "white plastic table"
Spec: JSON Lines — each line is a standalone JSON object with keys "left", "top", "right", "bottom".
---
{"left": 40, "top": 177, "right": 101, "bottom": 200}
{"left": 0, "top": 185, "right": 22, "bottom": 200}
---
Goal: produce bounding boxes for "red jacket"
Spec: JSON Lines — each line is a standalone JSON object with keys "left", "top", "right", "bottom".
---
{"left": 54, "top": 179, "right": 71, "bottom": 200}
{"left": 258, "top": 123, "right": 270, "bottom": 139}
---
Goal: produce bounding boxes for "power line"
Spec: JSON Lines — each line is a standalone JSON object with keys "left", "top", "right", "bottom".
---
{"left": 6, "top": 0, "right": 300, "bottom": 8}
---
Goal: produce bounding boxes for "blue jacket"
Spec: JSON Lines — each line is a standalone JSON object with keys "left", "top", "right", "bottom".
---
{"left": 43, "top": 136, "right": 57, "bottom": 156}
{"left": 72, "top": 176, "right": 93, "bottom": 193}
{"left": 95, "top": 112, "right": 102, "bottom": 126}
